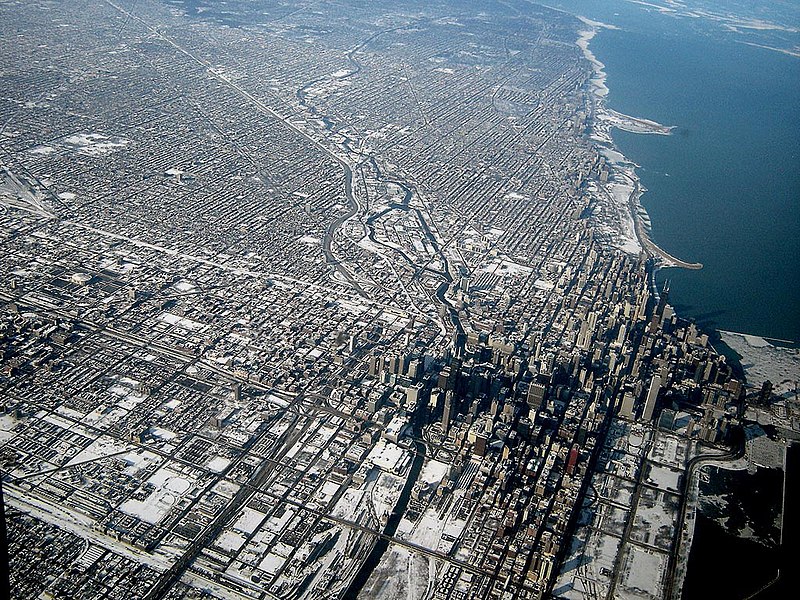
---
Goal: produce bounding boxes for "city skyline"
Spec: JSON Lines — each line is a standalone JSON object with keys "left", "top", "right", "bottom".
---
{"left": 0, "top": 1, "right": 796, "bottom": 599}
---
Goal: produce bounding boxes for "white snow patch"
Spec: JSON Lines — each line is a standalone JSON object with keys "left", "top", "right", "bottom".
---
{"left": 65, "top": 436, "right": 128, "bottom": 466}
{"left": 233, "top": 508, "right": 267, "bottom": 534}
{"left": 29, "top": 145, "right": 56, "bottom": 155}
{"left": 118, "top": 468, "right": 192, "bottom": 525}
{"left": 61, "top": 133, "right": 130, "bottom": 156}
{"left": 217, "top": 530, "right": 247, "bottom": 552}
{"left": 206, "top": 456, "right": 231, "bottom": 473}
{"left": 159, "top": 312, "right": 207, "bottom": 332}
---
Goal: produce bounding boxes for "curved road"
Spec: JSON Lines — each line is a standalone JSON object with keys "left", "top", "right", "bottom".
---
{"left": 665, "top": 438, "right": 744, "bottom": 599}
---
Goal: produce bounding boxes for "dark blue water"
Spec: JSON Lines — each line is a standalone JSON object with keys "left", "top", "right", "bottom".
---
{"left": 550, "top": 0, "right": 800, "bottom": 342}
{"left": 599, "top": 31, "right": 800, "bottom": 342}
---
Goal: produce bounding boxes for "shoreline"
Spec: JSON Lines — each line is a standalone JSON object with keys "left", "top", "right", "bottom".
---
{"left": 574, "top": 19, "right": 743, "bottom": 600}
{"left": 577, "top": 18, "right": 702, "bottom": 271}
{"left": 574, "top": 13, "right": 798, "bottom": 600}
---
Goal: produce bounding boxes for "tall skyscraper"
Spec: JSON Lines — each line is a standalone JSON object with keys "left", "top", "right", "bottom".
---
{"left": 642, "top": 375, "right": 662, "bottom": 421}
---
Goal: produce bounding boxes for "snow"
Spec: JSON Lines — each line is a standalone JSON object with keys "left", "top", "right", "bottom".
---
{"left": 4, "top": 485, "right": 173, "bottom": 572}
{"left": 265, "top": 394, "right": 290, "bottom": 409}
{"left": 213, "top": 480, "right": 241, "bottom": 499}
{"left": 633, "top": 499, "right": 676, "bottom": 550}
{"left": 272, "top": 541, "right": 294, "bottom": 558}
{"left": 576, "top": 23, "right": 609, "bottom": 98}
{"left": 719, "top": 330, "right": 800, "bottom": 387}
{"left": 217, "top": 530, "right": 247, "bottom": 552}
{"left": 475, "top": 256, "right": 533, "bottom": 277}
{"left": 159, "top": 311, "right": 207, "bottom": 332}
{"left": 118, "top": 468, "right": 192, "bottom": 525}
{"left": 233, "top": 508, "right": 267, "bottom": 534}
{"left": 121, "top": 449, "right": 161, "bottom": 475}
{"left": 622, "top": 546, "right": 665, "bottom": 598}
{"left": 554, "top": 523, "right": 620, "bottom": 598}
{"left": 370, "top": 472, "right": 405, "bottom": 522}
{"left": 608, "top": 180, "right": 642, "bottom": 255}
{"left": 263, "top": 507, "right": 295, "bottom": 534}
{"left": 258, "top": 552, "right": 285, "bottom": 575}
{"left": 149, "top": 426, "right": 178, "bottom": 440}
{"left": 601, "top": 109, "right": 673, "bottom": 136}
{"left": 118, "top": 390, "right": 147, "bottom": 410}
{"left": 0, "top": 414, "right": 16, "bottom": 443}
{"left": 80, "top": 405, "right": 124, "bottom": 430}
{"left": 577, "top": 20, "right": 674, "bottom": 258}
{"left": 408, "top": 508, "right": 444, "bottom": 549}
{"left": 206, "top": 456, "right": 231, "bottom": 473}
{"left": 65, "top": 436, "right": 128, "bottom": 467}
{"left": 318, "top": 480, "right": 341, "bottom": 502}
{"left": 384, "top": 415, "right": 409, "bottom": 441}
{"left": 356, "top": 544, "right": 430, "bottom": 599}
{"left": 332, "top": 488, "right": 365, "bottom": 521}
{"left": 398, "top": 495, "right": 468, "bottom": 554}
{"left": 61, "top": 133, "right": 130, "bottom": 156}
{"left": 29, "top": 145, "right": 56, "bottom": 154}
{"left": 109, "top": 384, "right": 127, "bottom": 397}
{"left": 173, "top": 280, "right": 196, "bottom": 292}
{"left": 366, "top": 439, "right": 411, "bottom": 474}
{"left": 42, "top": 412, "right": 75, "bottom": 431}
{"left": 418, "top": 459, "right": 449, "bottom": 486}
{"left": 747, "top": 434, "right": 785, "bottom": 469}
{"left": 166, "top": 477, "right": 191, "bottom": 494}
{"left": 504, "top": 191, "right": 528, "bottom": 201}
